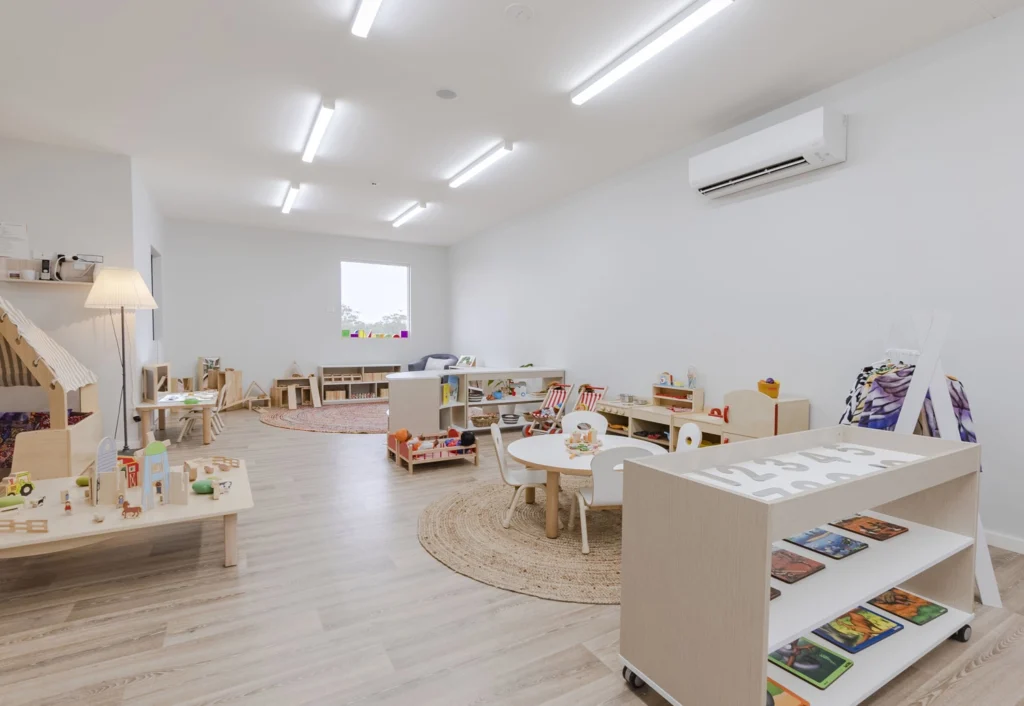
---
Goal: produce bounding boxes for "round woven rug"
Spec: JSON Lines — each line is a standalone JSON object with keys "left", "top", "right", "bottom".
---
{"left": 418, "top": 479, "right": 622, "bottom": 604}
{"left": 259, "top": 402, "right": 388, "bottom": 434}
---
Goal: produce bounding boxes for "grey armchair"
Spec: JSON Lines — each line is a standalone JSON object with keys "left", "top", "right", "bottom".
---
{"left": 408, "top": 353, "right": 459, "bottom": 371}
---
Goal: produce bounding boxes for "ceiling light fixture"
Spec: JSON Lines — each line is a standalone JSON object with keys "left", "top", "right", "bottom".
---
{"left": 351, "top": 0, "right": 384, "bottom": 38}
{"left": 448, "top": 141, "right": 513, "bottom": 189}
{"left": 302, "top": 99, "right": 337, "bottom": 163}
{"left": 281, "top": 182, "right": 300, "bottom": 214}
{"left": 570, "top": 0, "right": 733, "bottom": 106}
{"left": 392, "top": 201, "right": 427, "bottom": 228}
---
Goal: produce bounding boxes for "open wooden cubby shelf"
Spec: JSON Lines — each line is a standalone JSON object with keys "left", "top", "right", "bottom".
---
{"left": 620, "top": 425, "right": 980, "bottom": 706}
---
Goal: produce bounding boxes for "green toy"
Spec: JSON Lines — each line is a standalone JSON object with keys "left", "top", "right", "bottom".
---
{"left": 192, "top": 479, "right": 218, "bottom": 494}
{"left": 0, "top": 496, "right": 25, "bottom": 508}
{"left": 184, "top": 397, "right": 199, "bottom": 405}
{"left": 76, "top": 476, "right": 90, "bottom": 487}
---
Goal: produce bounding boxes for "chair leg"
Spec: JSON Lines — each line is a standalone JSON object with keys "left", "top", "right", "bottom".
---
{"left": 503, "top": 485, "right": 525, "bottom": 529}
{"left": 177, "top": 419, "right": 190, "bottom": 443}
{"left": 577, "top": 494, "right": 590, "bottom": 555}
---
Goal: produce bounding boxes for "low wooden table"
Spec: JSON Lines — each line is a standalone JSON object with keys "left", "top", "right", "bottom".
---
{"left": 137, "top": 391, "right": 218, "bottom": 445}
{"left": 0, "top": 460, "right": 253, "bottom": 567}
{"left": 506, "top": 434, "right": 666, "bottom": 539}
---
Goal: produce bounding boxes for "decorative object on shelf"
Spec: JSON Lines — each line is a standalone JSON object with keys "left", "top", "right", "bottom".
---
{"left": 658, "top": 372, "right": 673, "bottom": 385}
{"left": 84, "top": 268, "right": 158, "bottom": 454}
{"left": 471, "top": 413, "right": 499, "bottom": 427}
{"left": 687, "top": 366, "right": 698, "bottom": 389}
{"left": 455, "top": 355, "right": 476, "bottom": 367}
{"left": 758, "top": 377, "right": 781, "bottom": 398}
{"left": 501, "top": 413, "right": 520, "bottom": 425}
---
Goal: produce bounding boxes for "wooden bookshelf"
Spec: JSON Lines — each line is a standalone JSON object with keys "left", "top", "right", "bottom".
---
{"left": 318, "top": 363, "right": 402, "bottom": 405}
{"left": 650, "top": 384, "right": 703, "bottom": 412}
{"left": 619, "top": 426, "right": 980, "bottom": 706}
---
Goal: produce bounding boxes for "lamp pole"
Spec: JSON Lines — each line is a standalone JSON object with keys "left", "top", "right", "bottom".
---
{"left": 120, "top": 305, "right": 130, "bottom": 454}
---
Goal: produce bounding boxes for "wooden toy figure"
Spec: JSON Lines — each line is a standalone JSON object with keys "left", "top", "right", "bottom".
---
{"left": 136, "top": 439, "right": 172, "bottom": 511}
{"left": 61, "top": 489, "right": 72, "bottom": 514}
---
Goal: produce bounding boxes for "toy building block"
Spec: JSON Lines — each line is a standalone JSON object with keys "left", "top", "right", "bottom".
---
{"left": 168, "top": 468, "right": 190, "bottom": 506}
{"left": 309, "top": 375, "right": 322, "bottom": 408}
{"left": 212, "top": 457, "right": 240, "bottom": 469}
{"left": 287, "top": 385, "right": 298, "bottom": 410}
{"left": 183, "top": 459, "right": 203, "bottom": 482}
{"left": 136, "top": 439, "right": 172, "bottom": 511}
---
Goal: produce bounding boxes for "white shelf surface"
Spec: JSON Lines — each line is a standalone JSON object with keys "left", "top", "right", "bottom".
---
{"left": 466, "top": 396, "right": 544, "bottom": 407}
{"left": 767, "top": 599, "right": 971, "bottom": 706}
{"left": 768, "top": 512, "right": 973, "bottom": 651}
{"left": 453, "top": 422, "right": 525, "bottom": 433}
{"left": 0, "top": 278, "right": 92, "bottom": 287}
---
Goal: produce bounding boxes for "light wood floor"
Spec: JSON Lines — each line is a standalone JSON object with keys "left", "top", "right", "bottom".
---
{"left": 3, "top": 411, "right": 1024, "bottom": 705}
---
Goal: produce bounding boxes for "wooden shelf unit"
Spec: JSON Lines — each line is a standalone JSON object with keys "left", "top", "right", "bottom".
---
{"left": 628, "top": 405, "right": 673, "bottom": 447}
{"left": 386, "top": 367, "right": 565, "bottom": 435}
{"left": 317, "top": 363, "right": 402, "bottom": 405}
{"left": 620, "top": 426, "right": 980, "bottom": 706}
{"left": 650, "top": 384, "right": 704, "bottom": 412}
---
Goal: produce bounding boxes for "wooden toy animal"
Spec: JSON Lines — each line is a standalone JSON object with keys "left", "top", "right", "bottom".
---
{"left": 121, "top": 501, "right": 142, "bottom": 518}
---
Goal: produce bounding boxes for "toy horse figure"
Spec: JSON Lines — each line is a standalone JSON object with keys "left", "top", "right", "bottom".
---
{"left": 121, "top": 500, "right": 142, "bottom": 518}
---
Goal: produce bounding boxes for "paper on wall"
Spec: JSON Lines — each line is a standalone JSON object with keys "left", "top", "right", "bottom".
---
{"left": 0, "top": 223, "right": 30, "bottom": 258}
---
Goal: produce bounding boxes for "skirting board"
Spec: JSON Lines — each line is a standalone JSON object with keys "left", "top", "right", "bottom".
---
{"left": 986, "top": 529, "right": 1024, "bottom": 556}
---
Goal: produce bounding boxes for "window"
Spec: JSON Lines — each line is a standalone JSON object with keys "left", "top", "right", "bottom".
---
{"left": 340, "top": 261, "right": 410, "bottom": 336}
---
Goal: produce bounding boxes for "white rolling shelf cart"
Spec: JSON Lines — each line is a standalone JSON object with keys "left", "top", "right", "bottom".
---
{"left": 386, "top": 366, "right": 564, "bottom": 435}
{"left": 318, "top": 363, "right": 402, "bottom": 405}
{"left": 619, "top": 425, "right": 980, "bottom": 706}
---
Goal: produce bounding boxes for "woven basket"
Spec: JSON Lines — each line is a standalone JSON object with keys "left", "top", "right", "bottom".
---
{"left": 471, "top": 414, "right": 499, "bottom": 427}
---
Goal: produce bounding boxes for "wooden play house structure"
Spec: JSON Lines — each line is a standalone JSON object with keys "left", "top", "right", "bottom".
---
{"left": 0, "top": 296, "right": 103, "bottom": 480}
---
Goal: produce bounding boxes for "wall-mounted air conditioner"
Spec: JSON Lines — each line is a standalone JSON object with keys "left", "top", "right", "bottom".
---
{"left": 689, "top": 107, "right": 847, "bottom": 198}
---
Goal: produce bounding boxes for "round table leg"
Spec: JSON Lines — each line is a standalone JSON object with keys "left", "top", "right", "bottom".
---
{"left": 546, "top": 471, "right": 560, "bottom": 539}
{"left": 524, "top": 487, "right": 535, "bottom": 504}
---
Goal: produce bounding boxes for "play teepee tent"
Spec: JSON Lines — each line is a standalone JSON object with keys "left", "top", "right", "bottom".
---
{"left": 0, "top": 296, "right": 103, "bottom": 480}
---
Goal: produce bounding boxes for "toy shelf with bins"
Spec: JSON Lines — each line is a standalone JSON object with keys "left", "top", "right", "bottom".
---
{"left": 628, "top": 406, "right": 673, "bottom": 447}
{"left": 318, "top": 363, "right": 402, "bottom": 404}
{"left": 595, "top": 401, "right": 631, "bottom": 436}
{"left": 386, "top": 367, "right": 565, "bottom": 435}
{"left": 619, "top": 426, "right": 980, "bottom": 706}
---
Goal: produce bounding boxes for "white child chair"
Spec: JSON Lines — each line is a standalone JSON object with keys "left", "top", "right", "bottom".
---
{"left": 569, "top": 446, "right": 652, "bottom": 555}
{"left": 561, "top": 410, "right": 608, "bottom": 436}
{"left": 177, "top": 386, "right": 229, "bottom": 442}
{"left": 491, "top": 424, "right": 562, "bottom": 530}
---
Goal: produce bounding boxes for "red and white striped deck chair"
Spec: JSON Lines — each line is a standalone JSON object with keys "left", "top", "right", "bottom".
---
{"left": 571, "top": 384, "right": 607, "bottom": 413}
{"left": 523, "top": 382, "right": 573, "bottom": 436}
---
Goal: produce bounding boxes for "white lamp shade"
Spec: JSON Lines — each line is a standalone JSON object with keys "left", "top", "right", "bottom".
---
{"left": 84, "top": 267, "right": 158, "bottom": 310}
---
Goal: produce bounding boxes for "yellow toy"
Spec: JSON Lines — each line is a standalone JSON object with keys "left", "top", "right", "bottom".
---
{"left": 3, "top": 471, "right": 34, "bottom": 497}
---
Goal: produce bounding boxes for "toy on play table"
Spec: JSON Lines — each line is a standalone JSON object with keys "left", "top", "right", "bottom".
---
{"left": 3, "top": 471, "right": 34, "bottom": 498}
{"left": 135, "top": 438, "right": 172, "bottom": 511}
{"left": 61, "top": 489, "right": 72, "bottom": 514}
{"left": 565, "top": 424, "right": 603, "bottom": 458}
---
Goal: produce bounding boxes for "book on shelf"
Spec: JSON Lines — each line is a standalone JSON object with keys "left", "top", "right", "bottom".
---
{"left": 812, "top": 606, "right": 903, "bottom": 654}
{"left": 785, "top": 528, "right": 868, "bottom": 560}
{"left": 829, "top": 515, "right": 908, "bottom": 541}
{"left": 868, "top": 588, "right": 948, "bottom": 626}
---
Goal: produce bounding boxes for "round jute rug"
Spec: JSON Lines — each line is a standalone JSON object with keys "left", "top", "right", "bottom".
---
{"left": 259, "top": 402, "right": 388, "bottom": 434}
{"left": 418, "top": 479, "right": 622, "bottom": 604}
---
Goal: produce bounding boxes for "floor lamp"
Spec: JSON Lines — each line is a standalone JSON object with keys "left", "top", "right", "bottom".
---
{"left": 85, "top": 267, "right": 158, "bottom": 454}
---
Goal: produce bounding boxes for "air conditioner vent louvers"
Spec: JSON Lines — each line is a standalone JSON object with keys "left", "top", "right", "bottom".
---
{"left": 697, "top": 157, "right": 809, "bottom": 196}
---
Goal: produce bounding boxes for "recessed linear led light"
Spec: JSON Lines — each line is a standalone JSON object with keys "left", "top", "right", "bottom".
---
{"left": 448, "top": 141, "right": 513, "bottom": 189}
{"left": 301, "top": 99, "right": 337, "bottom": 163}
{"left": 392, "top": 201, "right": 427, "bottom": 228}
{"left": 570, "top": 0, "right": 733, "bottom": 106}
{"left": 281, "top": 182, "right": 300, "bottom": 214}
{"left": 351, "top": 0, "right": 384, "bottom": 38}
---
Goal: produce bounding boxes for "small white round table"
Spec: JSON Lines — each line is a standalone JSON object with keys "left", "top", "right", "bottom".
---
{"left": 506, "top": 434, "right": 666, "bottom": 539}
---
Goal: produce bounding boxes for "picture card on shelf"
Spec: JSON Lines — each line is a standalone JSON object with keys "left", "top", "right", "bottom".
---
{"left": 868, "top": 588, "right": 949, "bottom": 626}
{"left": 683, "top": 443, "right": 923, "bottom": 502}
{"left": 785, "top": 528, "right": 868, "bottom": 560}
{"left": 766, "top": 678, "right": 810, "bottom": 706}
{"left": 813, "top": 606, "right": 904, "bottom": 654}
{"left": 769, "top": 637, "right": 854, "bottom": 690}
{"left": 771, "top": 548, "right": 826, "bottom": 584}
{"left": 830, "top": 515, "right": 909, "bottom": 541}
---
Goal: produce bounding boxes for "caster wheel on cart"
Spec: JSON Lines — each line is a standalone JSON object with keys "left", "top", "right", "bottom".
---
{"left": 951, "top": 624, "right": 972, "bottom": 643}
{"left": 767, "top": 689, "right": 775, "bottom": 706}
{"left": 622, "top": 666, "right": 645, "bottom": 690}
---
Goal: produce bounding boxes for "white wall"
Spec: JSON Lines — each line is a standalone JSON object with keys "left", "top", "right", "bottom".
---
{"left": 451, "top": 11, "right": 1024, "bottom": 542}
{"left": 130, "top": 162, "right": 165, "bottom": 373}
{"left": 162, "top": 219, "right": 451, "bottom": 392}
{"left": 0, "top": 137, "right": 135, "bottom": 441}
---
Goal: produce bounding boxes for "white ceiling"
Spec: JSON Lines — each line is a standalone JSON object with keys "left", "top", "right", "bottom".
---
{"left": 0, "top": 0, "right": 1018, "bottom": 245}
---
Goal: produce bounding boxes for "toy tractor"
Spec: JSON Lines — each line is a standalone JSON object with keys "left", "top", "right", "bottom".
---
{"left": 3, "top": 471, "right": 34, "bottom": 497}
